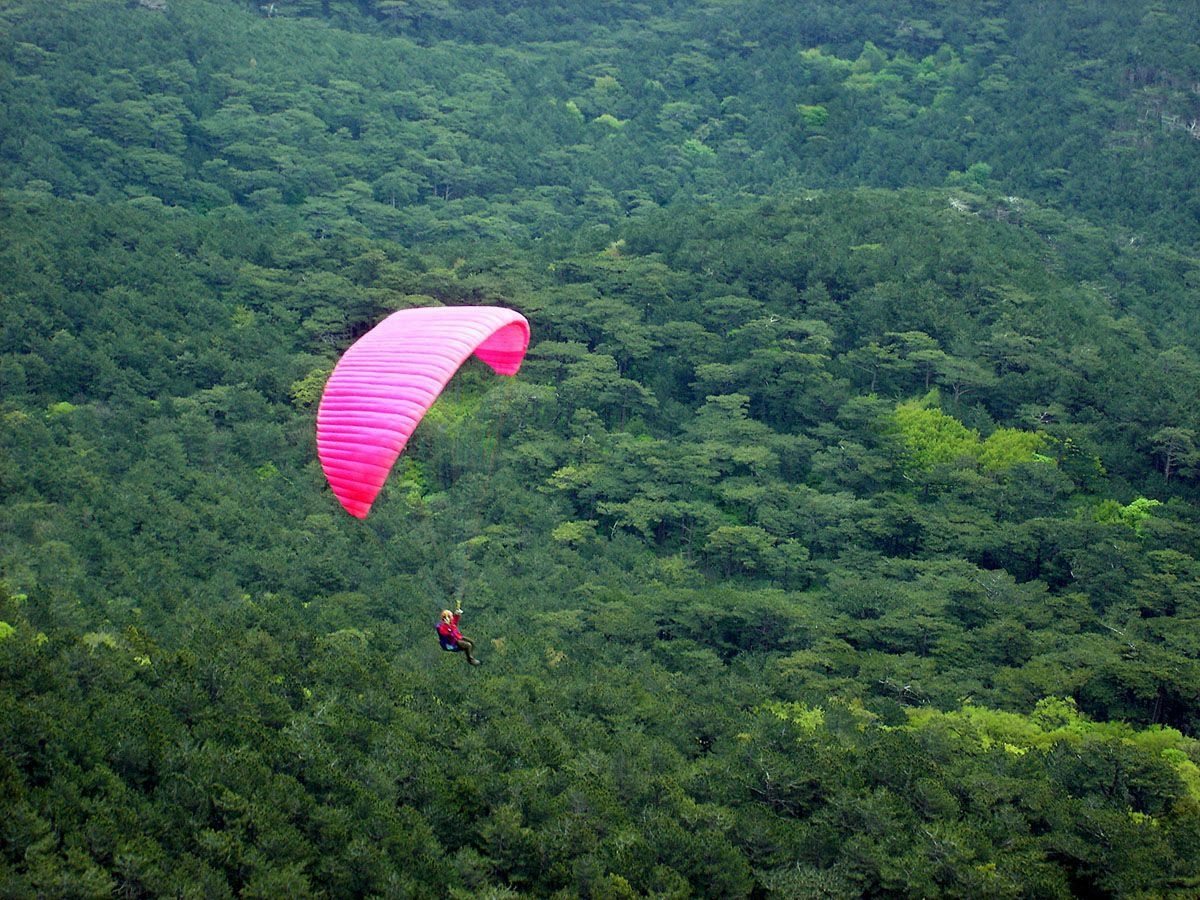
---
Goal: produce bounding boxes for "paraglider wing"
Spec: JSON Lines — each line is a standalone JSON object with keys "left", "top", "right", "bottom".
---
{"left": 316, "top": 306, "right": 530, "bottom": 518}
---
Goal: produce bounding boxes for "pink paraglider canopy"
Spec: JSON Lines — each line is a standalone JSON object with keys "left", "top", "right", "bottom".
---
{"left": 316, "top": 306, "right": 530, "bottom": 518}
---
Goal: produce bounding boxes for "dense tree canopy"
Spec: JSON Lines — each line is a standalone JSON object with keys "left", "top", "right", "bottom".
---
{"left": 3, "top": 1, "right": 1200, "bottom": 896}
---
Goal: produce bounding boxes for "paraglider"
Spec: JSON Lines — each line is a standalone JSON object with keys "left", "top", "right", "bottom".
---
{"left": 316, "top": 305, "right": 530, "bottom": 518}
{"left": 436, "top": 603, "right": 482, "bottom": 665}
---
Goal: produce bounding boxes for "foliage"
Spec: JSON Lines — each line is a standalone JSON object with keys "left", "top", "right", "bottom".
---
{"left": 903, "top": 696, "right": 1200, "bottom": 805}
{"left": 3, "top": 0, "right": 1200, "bottom": 895}
{"left": 1094, "top": 496, "right": 1163, "bottom": 536}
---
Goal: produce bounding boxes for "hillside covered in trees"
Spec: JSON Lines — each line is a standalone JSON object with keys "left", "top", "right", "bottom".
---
{"left": 3, "top": 1, "right": 1200, "bottom": 896}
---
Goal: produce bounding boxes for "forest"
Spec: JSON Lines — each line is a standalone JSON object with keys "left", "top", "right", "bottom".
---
{"left": 3, "top": 0, "right": 1200, "bottom": 896}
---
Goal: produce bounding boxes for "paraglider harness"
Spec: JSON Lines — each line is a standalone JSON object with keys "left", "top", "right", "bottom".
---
{"left": 437, "top": 606, "right": 463, "bottom": 652}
